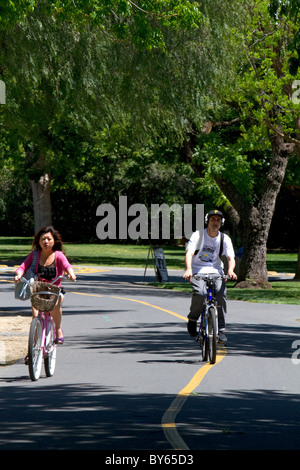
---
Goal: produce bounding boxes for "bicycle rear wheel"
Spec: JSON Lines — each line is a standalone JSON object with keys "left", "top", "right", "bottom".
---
{"left": 28, "top": 317, "right": 43, "bottom": 381}
{"left": 207, "top": 307, "right": 217, "bottom": 364}
{"left": 44, "top": 317, "right": 56, "bottom": 377}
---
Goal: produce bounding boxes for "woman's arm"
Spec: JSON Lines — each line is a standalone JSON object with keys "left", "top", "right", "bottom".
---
{"left": 14, "top": 252, "right": 34, "bottom": 282}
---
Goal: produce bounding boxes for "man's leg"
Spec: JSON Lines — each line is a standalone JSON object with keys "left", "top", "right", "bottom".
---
{"left": 187, "top": 279, "right": 206, "bottom": 337}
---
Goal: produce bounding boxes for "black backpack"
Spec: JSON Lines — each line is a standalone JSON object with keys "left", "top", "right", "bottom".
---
{"left": 219, "top": 232, "right": 224, "bottom": 258}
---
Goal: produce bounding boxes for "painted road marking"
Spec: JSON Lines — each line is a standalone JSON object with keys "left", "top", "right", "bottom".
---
{"left": 161, "top": 346, "right": 227, "bottom": 450}
{"left": 0, "top": 266, "right": 111, "bottom": 274}
{"left": 111, "top": 296, "right": 187, "bottom": 321}
{"left": 72, "top": 291, "right": 226, "bottom": 449}
{"left": 73, "top": 267, "right": 111, "bottom": 274}
{"left": 70, "top": 292, "right": 103, "bottom": 298}
{"left": 0, "top": 278, "right": 226, "bottom": 449}
{"left": 111, "top": 295, "right": 227, "bottom": 450}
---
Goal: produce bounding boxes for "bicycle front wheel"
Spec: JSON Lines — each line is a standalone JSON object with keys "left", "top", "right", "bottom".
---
{"left": 202, "top": 337, "right": 209, "bottom": 362}
{"left": 207, "top": 307, "right": 217, "bottom": 364}
{"left": 44, "top": 317, "right": 56, "bottom": 377}
{"left": 199, "top": 329, "right": 208, "bottom": 362}
{"left": 28, "top": 317, "right": 43, "bottom": 381}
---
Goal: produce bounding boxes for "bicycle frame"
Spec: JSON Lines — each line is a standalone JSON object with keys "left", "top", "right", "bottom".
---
{"left": 194, "top": 273, "right": 229, "bottom": 363}
{"left": 198, "top": 275, "right": 219, "bottom": 340}
{"left": 39, "top": 311, "right": 56, "bottom": 353}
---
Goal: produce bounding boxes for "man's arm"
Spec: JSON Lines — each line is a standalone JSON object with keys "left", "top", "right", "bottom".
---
{"left": 227, "top": 255, "right": 237, "bottom": 280}
{"left": 183, "top": 249, "right": 195, "bottom": 280}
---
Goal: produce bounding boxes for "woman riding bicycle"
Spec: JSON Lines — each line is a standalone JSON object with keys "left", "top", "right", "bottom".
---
{"left": 183, "top": 210, "right": 237, "bottom": 343}
{"left": 14, "top": 226, "right": 76, "bottom": 344}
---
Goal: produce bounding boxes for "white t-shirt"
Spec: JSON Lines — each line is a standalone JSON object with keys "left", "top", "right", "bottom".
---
{"left": 186, "top": 229, "right": 235, "bottom": 275}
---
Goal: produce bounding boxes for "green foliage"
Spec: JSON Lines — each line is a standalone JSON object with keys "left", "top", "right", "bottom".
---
{"left": 0, "top": 0, "right": 35, "bottom": 29}
{"left": 0, "top": 0, "right": 243, "bottom": 190}
{"left": 194, "top": 134, "right": 254, "bottom": 201}
{"left": 232, "top": 0, "right": 300, "bottom": 140}
{"left": 0, "top": 0, "right": 299, "bottom": 251}
{"left": 191, "top": 0, "right": 300, "bottom": 220}
{"left": 0, "top": 0, "right": 204, "bottom": 50}
{"left": 51, "top": 147, "right": 198, "bottom": 241}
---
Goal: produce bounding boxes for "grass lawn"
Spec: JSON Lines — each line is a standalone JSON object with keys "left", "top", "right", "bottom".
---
{"left": 0, "top": 238, "right": 186, "bottom": 269}
{"left": 151, "top": 280, "right": 300, "bottom": 305}
{"left": 0, "top": 237, "right": 299, "bottom": 304}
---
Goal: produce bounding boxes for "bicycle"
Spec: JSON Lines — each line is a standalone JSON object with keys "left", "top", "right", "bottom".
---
{"left": 193, "top": 273, "right": 230, "bottom": 364}
{"left": 20, "top": 275, "right": 66, "bottom": 381}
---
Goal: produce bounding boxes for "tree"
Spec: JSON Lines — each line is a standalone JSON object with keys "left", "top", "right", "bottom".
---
{"left": 189, "top": 0, "right": 300, "bottom": 287}
{"left": 0, "top": 0, "right": 204, "bottom": 230}
{"left": 1, "top": 0, "right": 244, "bottom": 232}
{"left": 1, "top": 10, "right": 95, "bottom": 230}
{"left": 268, "top": 0, "right": 300, "bottom": 280}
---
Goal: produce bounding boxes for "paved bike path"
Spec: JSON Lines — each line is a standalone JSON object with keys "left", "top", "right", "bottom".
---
{"left": 0, "top": 266, "right": 299, "bottom": 451}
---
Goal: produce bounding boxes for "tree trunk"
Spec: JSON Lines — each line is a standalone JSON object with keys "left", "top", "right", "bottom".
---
{"left": 236, "top": 208, "right": 271, "bottom": 288}
{"left": 215, "top": 135, "right": 294, "bottom": 288}
{"left": 239, "top": 137, "right": 294, "bottom": 287}
{"left": 30, "top": 173, "right": 52, "bottom": 233}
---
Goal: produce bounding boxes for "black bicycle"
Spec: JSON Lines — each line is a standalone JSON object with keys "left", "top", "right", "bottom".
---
{"left": 194, "top": 273, "right": 230, "bottom": 364}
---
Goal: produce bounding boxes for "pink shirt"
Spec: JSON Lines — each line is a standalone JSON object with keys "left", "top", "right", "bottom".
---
{"left": 16, "top": 250, "right": 72, "bottom": 286}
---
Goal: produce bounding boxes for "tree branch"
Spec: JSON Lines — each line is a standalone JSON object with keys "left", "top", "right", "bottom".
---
{"left": 258, "top": 133, "right": 295, "bottom": 219}
{"left": 214, "top": 177, "right": 251, "bottom": 219}
{"left": 201, "top": 118, "right": 240, "bottom": 134}
{"left": 128, "top": 1, "right": 150, "bottom": 14}
{"left": 265, "top": 118, "right": 300, "bottom": 148}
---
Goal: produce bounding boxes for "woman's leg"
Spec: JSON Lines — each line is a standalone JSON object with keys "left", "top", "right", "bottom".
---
{"left": 25, "top": 306, "right": 39, "bottom": 363}
{"left": 31, "top": 306, "right": 39, "bottom": 318}
{"left": 50, "top": 294, "right": 64, "bottom": 339}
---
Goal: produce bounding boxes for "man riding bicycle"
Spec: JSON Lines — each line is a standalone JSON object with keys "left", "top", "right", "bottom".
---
{"left": 183, "top": 210, "right": 237, "bottom": 343}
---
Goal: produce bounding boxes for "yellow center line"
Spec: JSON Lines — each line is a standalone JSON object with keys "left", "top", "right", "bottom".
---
{"left": 161, "top": 346, "right": 227, "bottom": 450}
{"left": 111, "top": 294, "right": 227, "bottom": 450}
{"left": 73, "top": 267, "right": 111, "bottom": 274}
{"left": 4, "top": 280, "right": 226, "bottom": 448}
{"left": 70, "top": 292, "right": 103, "bottom": 298}
{"left": 110, "top": 296, "right": 187, "bottom": 321}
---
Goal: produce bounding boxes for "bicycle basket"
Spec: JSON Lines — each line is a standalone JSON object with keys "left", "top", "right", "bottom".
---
{"left": 30, "top": 281, "right": 61, "bottom": 311}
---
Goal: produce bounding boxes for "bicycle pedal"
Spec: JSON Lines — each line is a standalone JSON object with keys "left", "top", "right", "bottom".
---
{"left": 217, "top": 338, "right": 227, "bottom": 345}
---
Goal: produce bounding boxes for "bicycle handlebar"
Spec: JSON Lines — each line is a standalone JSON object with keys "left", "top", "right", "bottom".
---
{"left": 19, "top": 275, "right": 74, "bottom": 286}
{"left": 193, "top": 273, "right": 232, "bottom": 281}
